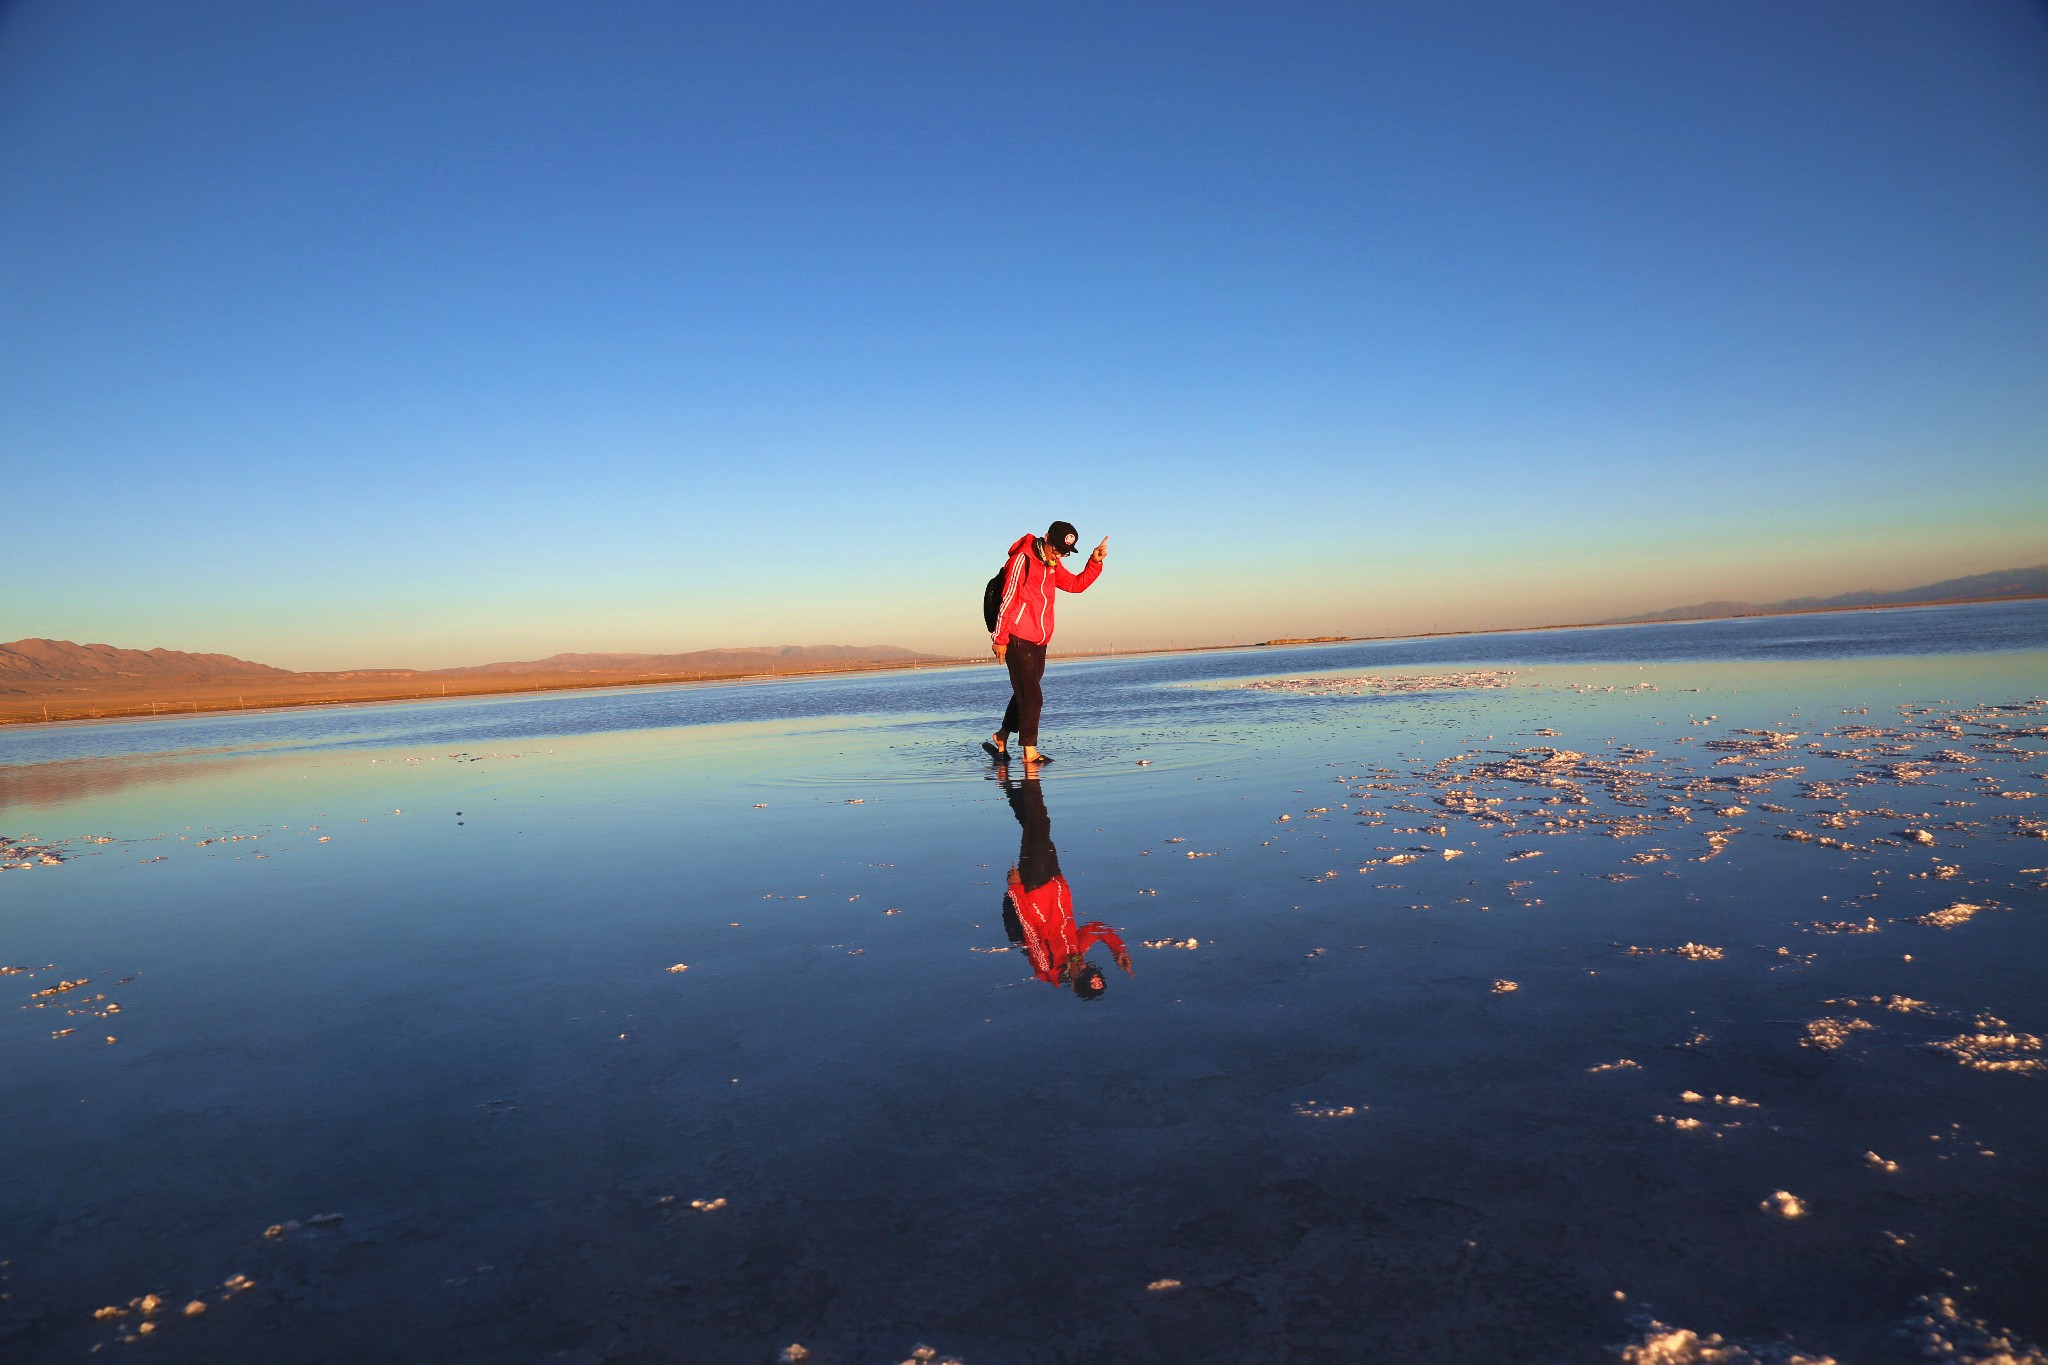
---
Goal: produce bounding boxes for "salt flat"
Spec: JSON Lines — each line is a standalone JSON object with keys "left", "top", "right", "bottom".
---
{"left": 3, "top": 603, "right": 2044, "bottom": 1363}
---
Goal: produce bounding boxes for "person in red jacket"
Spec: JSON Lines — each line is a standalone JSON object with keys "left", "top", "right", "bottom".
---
{"left": 985, "top": 519, "right": 1107, "bottom": 767}
{"left": 998, "top": 771, "right": 1132, "bottom": 999}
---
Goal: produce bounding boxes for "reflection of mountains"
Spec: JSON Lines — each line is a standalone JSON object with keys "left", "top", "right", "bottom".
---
{"left": 433, "top": 646, "right": 937, "bottom": 677}
{"left": 0, "top": 751, "right": 275, "bottom": 812}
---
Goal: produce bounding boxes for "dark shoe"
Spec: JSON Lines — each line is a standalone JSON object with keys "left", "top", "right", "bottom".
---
{"left": 982, "top": 740, "right": 1010, "bottom": 762}
{"left": 1023, "top": 752, "right": 1053, "bottom": 766}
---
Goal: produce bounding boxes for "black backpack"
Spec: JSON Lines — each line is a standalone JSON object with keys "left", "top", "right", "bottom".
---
{"left": 982, "top": 562, "right": 1008, "bottom": 632}
{"left": 983, "top": 544, "right": 1028, "bottom": 631}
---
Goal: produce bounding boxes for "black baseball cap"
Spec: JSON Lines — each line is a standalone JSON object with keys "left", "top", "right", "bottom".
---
{"left": 1045, "top": 521, "right": 1080, "bottom": 556}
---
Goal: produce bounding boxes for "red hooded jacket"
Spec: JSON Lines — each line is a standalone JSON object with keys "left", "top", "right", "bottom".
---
{"left": 1007, "top": 875, "right": 1127, "bottom": 987}
{"left": 991, "top": 533, "right": 1102, "bottom": 648}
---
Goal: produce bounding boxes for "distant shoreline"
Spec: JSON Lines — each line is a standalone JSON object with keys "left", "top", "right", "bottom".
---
{"left": 1059, "top": 588, "right": 2048, "bottom": 661}
{"left": 4, "top": 591, "right": 2043, "bottom": 731}
{"left": 1592, "top": 589, "right": 2048, "bottom": 630}
{"left": 0, "top": 656, "right": 983, "bottom": 731}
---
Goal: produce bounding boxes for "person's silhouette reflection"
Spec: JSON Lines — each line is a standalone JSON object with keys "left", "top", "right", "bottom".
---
{"left": 999, "top": 772, "right": 1132, "bottom": 999}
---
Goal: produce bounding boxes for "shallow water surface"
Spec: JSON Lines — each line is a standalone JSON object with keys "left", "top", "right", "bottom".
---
{"left": 4, "top": 604, "right": 2046, "bottom": 1363}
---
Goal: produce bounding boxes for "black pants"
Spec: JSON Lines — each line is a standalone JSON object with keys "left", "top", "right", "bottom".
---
{"left": 1001, "top": 777, "right": 1061, "bottom": 945}
{"left": 999, "top": 638, "right": 1048, "bottom": 746}
{"left": 1004, "top": 775, "right": 1060, "bottom": 891}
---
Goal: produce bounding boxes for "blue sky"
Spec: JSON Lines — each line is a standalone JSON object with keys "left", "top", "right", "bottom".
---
{"left": 4, "top": 0, "right": 2045, "bottom": 668}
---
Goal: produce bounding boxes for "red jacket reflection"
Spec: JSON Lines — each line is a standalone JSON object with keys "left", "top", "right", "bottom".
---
{"left": 1005, "top": 875, "right": 1127, "bottom": 986}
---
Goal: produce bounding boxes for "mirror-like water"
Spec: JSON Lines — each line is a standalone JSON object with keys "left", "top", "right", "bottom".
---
{"left": 4, "top": 601, "right": 2045, "bottom": 1363}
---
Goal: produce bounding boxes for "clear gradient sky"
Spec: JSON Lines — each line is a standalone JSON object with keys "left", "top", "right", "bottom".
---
{"left": 4, "top": 1, "right": 2045, "bottom": 669}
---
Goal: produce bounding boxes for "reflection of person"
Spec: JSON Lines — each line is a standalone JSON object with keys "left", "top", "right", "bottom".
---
{"left": 999, "top": 773, "right": 1131, "bottom": 999}
{"left": 985, "top": 520, "right": 1107, "bottom": 768}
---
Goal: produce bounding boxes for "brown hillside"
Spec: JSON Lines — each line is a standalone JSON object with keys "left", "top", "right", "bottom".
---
{"left": 0, "top": 638, "right": 291, "bottom": 687}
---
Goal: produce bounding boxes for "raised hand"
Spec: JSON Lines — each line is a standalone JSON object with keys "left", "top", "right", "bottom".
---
{"left": 1090, "top": 536, "right": 1109, "bottom": 565}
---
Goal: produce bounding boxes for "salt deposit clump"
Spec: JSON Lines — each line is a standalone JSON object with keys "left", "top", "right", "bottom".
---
{"left": 1234, "top": 669, "right": 1516, "bottom": 696}
{"left": 1, "top": 835, "right": 67, "bottom": 870}
{"left": 1760, "top": 1190, "right": 1807, "bottom": 1219}
{"left": 1623, "top": 943, "right": 1725, "bottom": 961}
{"left": 1928, "top": 1017, "right": 2045, "bottom": 1073}
{"left": 898, "top": 1346, "right": 965, "bottom": 1365}
{"left": 1803, "top": 1017, "right": 1875, "bottom": 1051}
{"left": 1293, "top": 1100, "right": 1363, "bottom": 1118}
{"left": 1902, "top": 1294, "right": 2048, "bottom": 1365}
{"left": 1913, "top": 901, "right": 1988, "bottom": 929}
{"left": 1615, "top": 1317, "right": 1836, "bottom": 1364}
{"left": 1681, "top": 1092, "right": 1757, "bottom": 1109}
{"left": 1657, "top": 1097, "right": 1751, "bottom": 1137}
{"left": 1805, "top": 918, "right": 1880, "bottom": 936}
{"left": 1820, "top": 994, "right": 1929, "bottom": 1014}
{"left": 93, "top": 1275, "right": 256, "bottom": 1346}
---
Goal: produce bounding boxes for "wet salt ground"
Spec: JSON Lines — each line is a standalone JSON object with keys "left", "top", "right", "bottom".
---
{"left": 3, "top": 605, "right": 2047, "bottom": 1364}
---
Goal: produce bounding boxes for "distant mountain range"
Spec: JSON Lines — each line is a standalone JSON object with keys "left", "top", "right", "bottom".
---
{"left": 0, "top": 639, "right": 292, "bottom": 685}
{"left": 1608, "top": 565, "right": 2048, "bottom": 624}
{"left": 0, "top": 639, "right": 943, "bottom": 687}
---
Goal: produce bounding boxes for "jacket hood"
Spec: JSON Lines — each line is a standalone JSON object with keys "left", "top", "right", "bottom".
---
{"left": 1008, "top": 533, "right": 1037, "bottom": 557}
